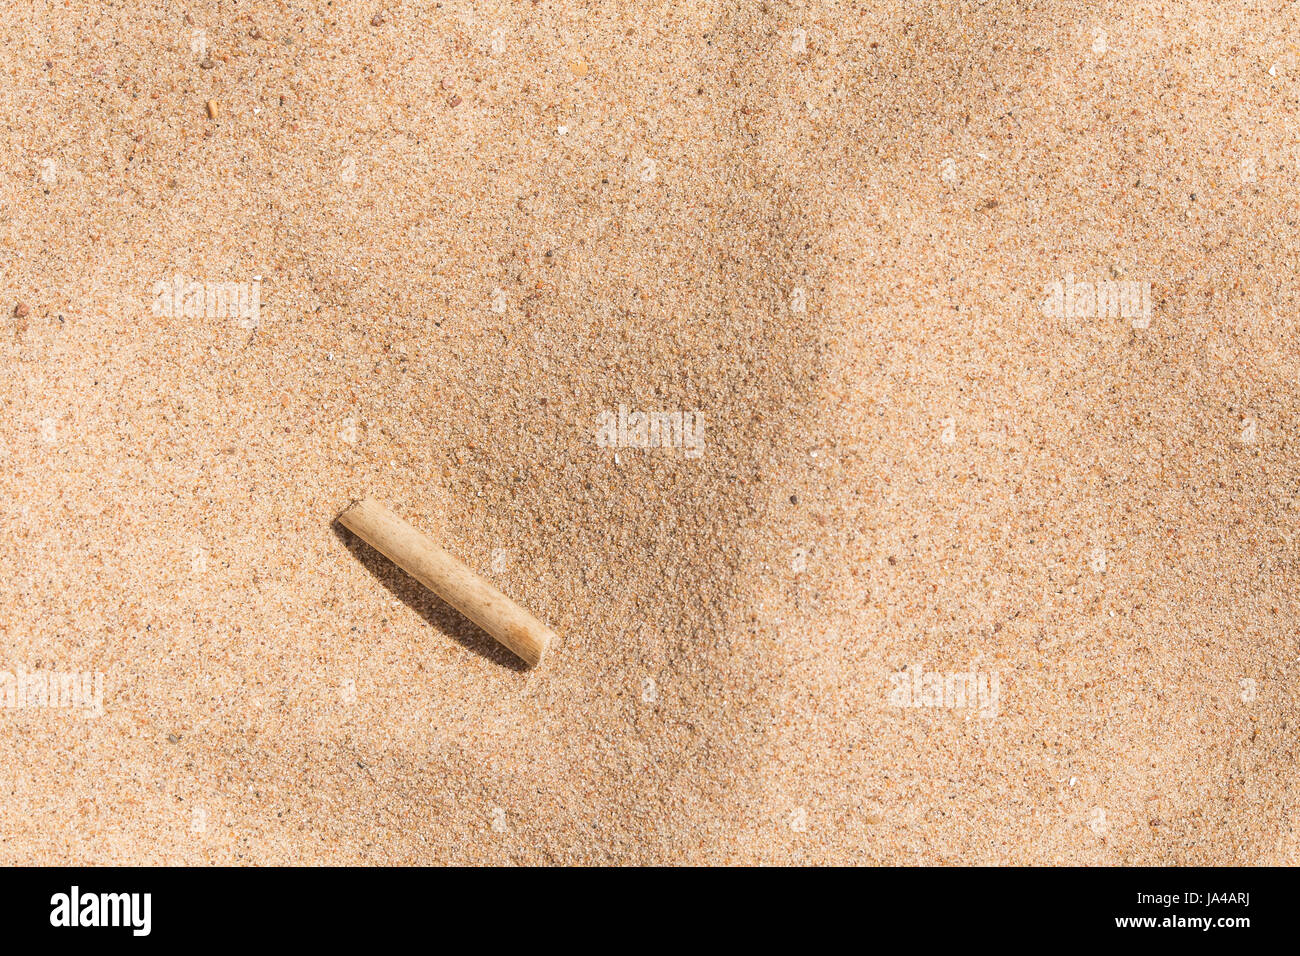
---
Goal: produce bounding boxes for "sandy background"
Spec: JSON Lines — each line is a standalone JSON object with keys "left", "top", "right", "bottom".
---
{"left": 1, "top": 0, "right": 1298, "bottom": 864}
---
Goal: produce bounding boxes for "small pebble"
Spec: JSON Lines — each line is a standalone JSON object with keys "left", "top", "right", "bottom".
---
{"left": 206, "top": 99, "right": 220, "bottom": 118}
{"left": 448, "top": 95, "right": 462, "bottom": 108}
{"left": 440, "top": 77, "right": 454, "bottom": 90}
{"left": 14, "top": 302, "right": 29, "bottom": 318}
{"left": 371, "top": 13, "right": 384, "bottom": 26}
{"left": 200, "top": 58, "right": 215, "bottom": 69}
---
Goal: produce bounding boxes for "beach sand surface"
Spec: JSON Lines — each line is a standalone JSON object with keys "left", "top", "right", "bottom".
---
{"left": 0, "top": 1, "right": 1297, "bottom": 863}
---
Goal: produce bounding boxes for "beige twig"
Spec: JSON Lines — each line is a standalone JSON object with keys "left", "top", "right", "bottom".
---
{"left": 338, "top": 498, "right": 554, "bottom": 667}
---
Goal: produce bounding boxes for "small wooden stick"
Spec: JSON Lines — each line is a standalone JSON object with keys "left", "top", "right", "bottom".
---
{"left": 338, "top": 498, "right": 554, "bottom": 667}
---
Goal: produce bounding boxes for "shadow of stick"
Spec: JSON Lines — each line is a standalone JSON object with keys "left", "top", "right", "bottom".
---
{"left": 331, "top": 520, "right": 530, "bottom": 673}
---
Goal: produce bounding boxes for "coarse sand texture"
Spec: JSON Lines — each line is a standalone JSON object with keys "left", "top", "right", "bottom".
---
{"left": 1, "top": 1, "right": 1298, "bottom": 864}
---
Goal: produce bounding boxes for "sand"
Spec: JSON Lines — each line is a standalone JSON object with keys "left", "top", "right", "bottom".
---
{"left": 1, "top": 0, "right": 1297, "bottom": 864}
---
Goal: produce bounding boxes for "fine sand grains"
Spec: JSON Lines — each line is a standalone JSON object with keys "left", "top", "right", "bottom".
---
{"left": 0, "top": 1, "right": 1297, "bottom": 864}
